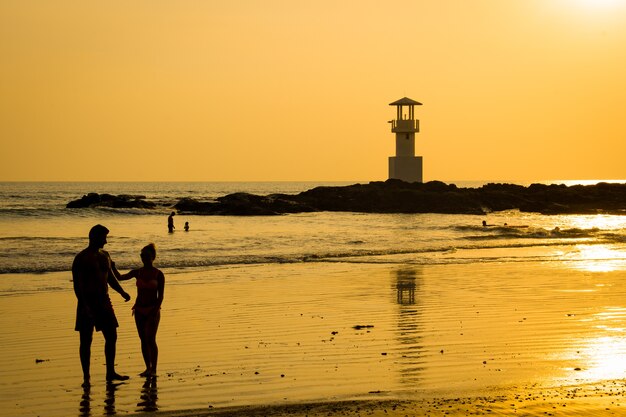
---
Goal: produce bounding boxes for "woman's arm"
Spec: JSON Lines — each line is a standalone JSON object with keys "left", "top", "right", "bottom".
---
{"left": 157, "top": 270, "right": 165, "bottom": 307}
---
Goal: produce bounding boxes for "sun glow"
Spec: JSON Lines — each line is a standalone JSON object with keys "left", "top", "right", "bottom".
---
{"left": 548, "top": 0, "right": 626, "bottom": 27}
{"left": 568, "top": 0, "right": 626, "bottom": 22}
{"left": 575, "top": 0, "right": 623, "bottom": 9}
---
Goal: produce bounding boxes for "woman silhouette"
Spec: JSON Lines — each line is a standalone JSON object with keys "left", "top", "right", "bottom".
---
{"left": 120, "top": 243, "right": 165, "bottom": 377}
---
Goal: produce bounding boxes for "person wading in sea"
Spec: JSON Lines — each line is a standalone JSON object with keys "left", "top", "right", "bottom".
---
{"left": 167, "top": 212, "right": 175, "bottom": 233}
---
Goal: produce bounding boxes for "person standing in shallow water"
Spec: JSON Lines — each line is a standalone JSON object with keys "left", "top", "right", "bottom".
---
{"left": 120, "top": 243, "right": 165, "bottom": 377}
{"left": 167, "top": 212, "right": 175, "bottom": 233}
{"left": 73, "top": 224, "right": 131, "bottom": 386}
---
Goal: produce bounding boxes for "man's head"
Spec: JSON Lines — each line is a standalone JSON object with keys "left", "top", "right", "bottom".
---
{"left": 88, "top": 224, "right": 109, "bottom": 248}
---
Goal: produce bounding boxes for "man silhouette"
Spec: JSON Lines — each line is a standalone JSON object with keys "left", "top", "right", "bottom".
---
{"left": 73, "top": 224, "right": 131, "bottom": 386}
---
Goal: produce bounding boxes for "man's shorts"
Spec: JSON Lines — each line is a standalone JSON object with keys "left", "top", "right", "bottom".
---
{"left": 75, "top": 294, "right": 119, "bottom": 332}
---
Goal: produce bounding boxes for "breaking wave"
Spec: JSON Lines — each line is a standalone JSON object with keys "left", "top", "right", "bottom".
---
{"left": 2, "top": 237, "right": 624, "bottom": 275}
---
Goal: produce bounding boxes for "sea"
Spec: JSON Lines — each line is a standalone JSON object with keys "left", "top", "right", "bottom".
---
{"left": 1, "top": 180, "right": 625, "bottom": 293}
{"left": 2, "top": 180, "right": 626, "bottom": 416}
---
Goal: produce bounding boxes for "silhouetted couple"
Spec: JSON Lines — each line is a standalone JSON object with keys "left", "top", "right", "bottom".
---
{"left": 73, "top": 225, "right": 165, "bottom": 387}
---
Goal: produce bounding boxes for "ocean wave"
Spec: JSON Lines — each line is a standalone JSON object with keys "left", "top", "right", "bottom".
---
{"left": 459, "top": 226, "right": 620, "bottom": 241}
{"left": 0, "top": 286, "right": 67, "bottom": 297}
{"left": 96, "top": 207, "right": 171, "bottom": 215}
{"left": 0, "top": 236, "right": 81, "bottom": 242}
{"left": 0, "top": 208, "right": 66, "bottom": 217}
{"left": 0, "top": 206, "right": 170, "bottom": 218}
{"left": 3, "top": 239, "right": 624, "bottom": 275}
{"left": 603, "top": 233, "right": 626, "bottom": 243}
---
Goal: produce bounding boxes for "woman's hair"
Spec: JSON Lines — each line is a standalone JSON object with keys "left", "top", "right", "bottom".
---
{"left": 142, "top": 243, "right": 157, "bottom": 260}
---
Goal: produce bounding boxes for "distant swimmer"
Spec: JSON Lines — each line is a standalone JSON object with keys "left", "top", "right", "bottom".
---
{"left": 504, "top": 222, "right": 529, "bottom": 228}
{"left": 167, "top": 212, "right": 175, "bottom": 233}
{"left": 184, "top": 221, "right": 189, "bottom": 232}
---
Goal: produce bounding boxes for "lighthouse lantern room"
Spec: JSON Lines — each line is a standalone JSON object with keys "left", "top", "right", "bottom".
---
{"left": 388, "top": 97, "right": 423, "bottom": 183}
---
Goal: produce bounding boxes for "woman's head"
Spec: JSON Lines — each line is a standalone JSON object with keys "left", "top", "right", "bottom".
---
{"left": 141, "top": 243, "right": 157, "bottom": 264}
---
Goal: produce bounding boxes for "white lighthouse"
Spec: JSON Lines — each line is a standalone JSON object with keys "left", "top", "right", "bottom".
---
{"left": 388, "top": 97, "right": 423, "bottom": 183}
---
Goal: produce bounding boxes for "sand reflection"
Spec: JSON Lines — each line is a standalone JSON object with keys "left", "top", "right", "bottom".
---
{"left": 137, "top": 377, "right": 158, "bottom": 412}
{"left": 78, "top": 382, "right": 124, "bottom": 416}
{"left": 566, "top": 244, "right": 626, "bottom": 272}
{"left": 79, "top": 385, "right": 91, "bottom": 417}
{"left": 394, "top": 268, "right": 425, "bottom": 386}
{"left": 556, "top": 307, "right": 626, "bottom": 384}
{"left": 104, "top": 382, "right": 121, "bottom": 415}
{"left": 576, "top": 335, "right": 626, "bottom": 380}
{"left": 396, "top": 268, "right": 419, "bottom": 305}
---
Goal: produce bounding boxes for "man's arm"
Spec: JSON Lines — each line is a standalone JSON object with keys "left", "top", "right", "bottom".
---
{"left": 72, "top": 256, "right": 82, "bottom": 298}
{"left": 117, "top": 269, "right": 138, "bottom": 281}
{"left": 72, "top": 254, "right": 93, "bottom": 316}
{"left": 107, "top": 258, "right": 131, "bottom": 302}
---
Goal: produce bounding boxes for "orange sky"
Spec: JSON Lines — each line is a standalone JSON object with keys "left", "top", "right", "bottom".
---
{"left": 1, "top": 1, "right": 625, "bottom": 182}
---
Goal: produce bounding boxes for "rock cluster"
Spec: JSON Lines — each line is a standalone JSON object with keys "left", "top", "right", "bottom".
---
{"left": 173, "top": 180, "right": 626, "bottom": 215}
{"left": 66, "top": 193, "right": 156, "bottom": 209}
{"left": 67, "top": 180, "right": 626, "bottom": 215}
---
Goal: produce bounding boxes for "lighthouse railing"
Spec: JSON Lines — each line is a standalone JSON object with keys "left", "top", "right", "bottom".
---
{"left": 391, "top": 119, "right": 419, "bottom": 132}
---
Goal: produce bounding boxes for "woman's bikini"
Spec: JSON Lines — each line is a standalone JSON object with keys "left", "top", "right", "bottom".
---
{"left": 134, "top": 267, "right": 160, "bottom": 316}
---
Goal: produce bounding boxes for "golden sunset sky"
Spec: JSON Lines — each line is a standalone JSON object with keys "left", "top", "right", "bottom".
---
{"left": 1, "top": 1, "right": 625, "bottom": 182}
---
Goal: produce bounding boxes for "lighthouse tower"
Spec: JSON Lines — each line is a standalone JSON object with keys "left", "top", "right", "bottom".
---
{"left": 388, "top": 97, "right": 423, "bottom": 183}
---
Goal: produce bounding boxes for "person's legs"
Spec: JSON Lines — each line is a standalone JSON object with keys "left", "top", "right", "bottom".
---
{"left": 147, "top": 311, "right": 160, "bottom": 374}
{"left": 102, "top": 326, "right": 128, "bottom": 381}
{"left": 135, "top": 314, "right": 151, "bottom": 376}
{"left": 150, "top": 337, "right": 159, "bottom": 375}
{"left": 79, "top": 328, "right": 93, "bottom": 385}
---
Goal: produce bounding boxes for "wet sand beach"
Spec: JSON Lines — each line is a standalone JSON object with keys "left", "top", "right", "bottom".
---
{"left": 2, "top": 253, "right": 626, "bottom": 416}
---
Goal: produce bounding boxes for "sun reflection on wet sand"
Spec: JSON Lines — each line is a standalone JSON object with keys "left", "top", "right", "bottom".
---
{"left": 566, "top": 335, "right": 626, "bottom": 382}
{"left": 556, "top": 307, "right": 626, "bottom": 385}
{"left": 564, "top": 244, "right": 626, "bottom": 272}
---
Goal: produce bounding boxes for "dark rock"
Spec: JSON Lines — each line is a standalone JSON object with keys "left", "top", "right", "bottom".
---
{"left": 173, "top": 197, "right": 218, "bottom": 213}
{"left": 286, "top": 180, "right": 625, "bottom": 216}
{"left": 67, "top": 181, "right": 626, "bottom": 216}
{"left": 66, "top": 193, "right": 156, "bottom": 209}
{"left": 173, "top": 193, "right": 314, "bottom": 216}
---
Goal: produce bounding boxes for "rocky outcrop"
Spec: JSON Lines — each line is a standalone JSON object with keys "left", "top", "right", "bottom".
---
{"left": 476, "top": 182, "right": 626, "bottom": 214}
{"left": 172, "top": 180, "right": 626, "bottom": 215}
{"left": 174, "top": 193, "right": 316, "bottom": 215}
{"left": 66, "top": 193, "right": 156, "bottom": 209}
{"left": 67, "top": 181, "right": 626, "bottom": 215}
{"left": 291, "top": 180, "right": 483, "bottom": 214}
